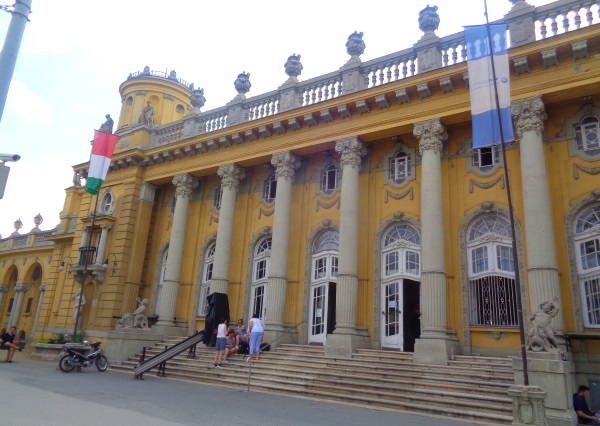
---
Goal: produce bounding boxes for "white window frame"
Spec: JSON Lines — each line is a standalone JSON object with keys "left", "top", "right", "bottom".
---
{"left": 251, "top": 237, "right": 271, "bottom": 320}
{"left": 321, "top": 164, "right": 339, "bottom": 196}
{"left": 473, "top": 145, "right": 501, "bottom": 172}
{"left": 382, "top": 224, "right": 421, "bottom": 279}
{"left": 575, "top": 116, "right": 600, "bottom": 154}
{"left": 263, "top": 174, "right": 277, "bottom": 204}
{"left": 155, "top": 249, "right": 168, "bottom": 315}
{"left": 383, "top": 144, "right": 416, "bottom": 189}
{"left": 389, "top": 151, "right": 410, "bottom": 184}
{"left": 198, "top": 243, "right": 215, "bottom": 316}
{"left": 575, "top": 205, "right": 600, "bottom": 328}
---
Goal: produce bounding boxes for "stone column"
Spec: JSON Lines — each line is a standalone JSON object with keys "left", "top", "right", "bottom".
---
{"left": 326, "top": 137, "right": 370, "bottom": 357}
{"left": 512, "top": 96, "right": 563, "bottom": 334}
{"left": 94, "top": 224, "right": 112, "bottom": 266}
{"left": 79, "top": 226, "right": 90, "bottom": 248}
{"left": 264, "top": 151, "right": 301, "bottom": 343}
{"left": 8, "top": 283, "right": 28, "bottom": 328}
{"left": 32, "top": 283, "right": 46, "bottom": 335}
{"left": 210, "top": 164, "right": 245, "bottom": 295}
{"left": 155, "top": 174, "right": 197, "bottom": 329}
{"left": 413, "top": 118, "right": 459, "bottom": 365}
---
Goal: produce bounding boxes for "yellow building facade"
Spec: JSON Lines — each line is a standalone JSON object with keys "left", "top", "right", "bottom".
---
{"left": 1, "top": 1, "right": 600, "bottom": 377}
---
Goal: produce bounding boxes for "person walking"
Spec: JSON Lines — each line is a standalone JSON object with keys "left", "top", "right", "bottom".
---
{"left": 246, "top": 314, "right": 264, "bottom": 362}
{"left": 213, "top": 318, "right": 228, "bottom": 369}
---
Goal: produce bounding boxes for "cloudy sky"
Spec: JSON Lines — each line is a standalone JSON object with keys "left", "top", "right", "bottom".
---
{"left": 0, "top": 0, "right": 560, "bottom": 237}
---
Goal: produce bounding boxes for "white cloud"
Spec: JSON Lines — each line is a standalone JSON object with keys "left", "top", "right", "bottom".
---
{"left": 6, "top": 80, "right": 53, "bottom": 125}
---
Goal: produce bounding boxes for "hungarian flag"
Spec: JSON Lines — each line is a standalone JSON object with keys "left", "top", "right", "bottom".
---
{"left": 85, "top": 130, "right": 118, "bottom": 195}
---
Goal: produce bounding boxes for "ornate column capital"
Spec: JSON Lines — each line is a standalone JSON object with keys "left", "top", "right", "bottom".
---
{"left": 0, "top": 284, "right": 8, "bottom": 292}
{"left": 217, "top": 163, "right": 245, "bottom": 190}
{"left": 335, "top": 137, "right": 367, "bottom": 168}
{"left": 39, "top": 283, "right": 47, "bottom": 292}
{"left": 511, "top": 95, "right": 547, "bottom": 138}
{"left": 172, "top": 173, "right": 198, "bottom": 197}
{"left": 100, "top": 224, "right": 112, "bottom": 232}
{"left": 272, "top": 151, "right": 301, "bottom": 180}
{"left": 15, "top": 283, "right": 29, "bottom": 293}
{"left": 81, "top": 226, "right": 90, "bottom": 234}
{"left": 414, "top": 118, "right": 448, "bottom": 156}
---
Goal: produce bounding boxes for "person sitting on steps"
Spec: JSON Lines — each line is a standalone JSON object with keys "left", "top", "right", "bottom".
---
{"left": 574, "top": 385, "right": 600, "bottom": 425}
{"left": 1, "top": 326, "right": 23, "bottom": 363}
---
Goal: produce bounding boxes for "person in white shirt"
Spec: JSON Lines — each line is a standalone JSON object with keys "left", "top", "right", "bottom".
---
{"left": 213, "top": 317, "right": 228, "bottom": 368}
{"left": 246, "top": 314, "right": 264, "bottom": 362}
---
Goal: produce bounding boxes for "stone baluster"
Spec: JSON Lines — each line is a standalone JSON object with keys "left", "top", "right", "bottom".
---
{"left": 512, "top": 95, "right": 563, "bottom": 334}
{"left": 32, "top": 283, "right": 46, "bottom": 335}
{"left": 95, "top": 224, "right": 112, "bottom": 266}
{"left": 326, "top": 137, "right": 370, "bottom": 357}
{"left": 210, "top": 164, "right": 245, "bottom": 295}
{"left": 412, "top": 118, "right": 458, "bottom": 365}
{"left": 8, "top": 283, "right": 28, "bottom": 328}
{"left": 156, "top": 174, "right": 198, "bottom": 328}
{"left": 264, "top": 151, "right": 301, "bottom": 341}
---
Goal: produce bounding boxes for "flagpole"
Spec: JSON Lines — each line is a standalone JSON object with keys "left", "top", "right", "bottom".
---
{"left": 483, "top": 0, "right": 529, "bottom": 386}
{"left": 72, "top": 190, "right": 100, "bottom": 341}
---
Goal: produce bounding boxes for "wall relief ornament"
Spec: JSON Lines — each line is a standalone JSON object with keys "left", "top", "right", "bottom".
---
{"left": 172, "top": 174, "right": 198, "bottom": 197}
{"left": 335, "top": 137, "right": 367, "bottom": 168}
{"left": 511, "top": 95, "right": 547, "bottom": 138}
{"left": 413, "top": 118, "right": 448, "bottom": 156}
{"left": 217, "top": 163, "right": 246, "bottom": 190}
{"left": 526, "top": 300, "right": 560, "bottom": 352}
{"left": 272, "top": 151, "right": 301, "bottom": 180}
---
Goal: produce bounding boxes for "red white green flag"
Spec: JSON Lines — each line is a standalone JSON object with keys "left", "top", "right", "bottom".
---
{"left": 85, "top": 130, "right": 118, "bottom": 195}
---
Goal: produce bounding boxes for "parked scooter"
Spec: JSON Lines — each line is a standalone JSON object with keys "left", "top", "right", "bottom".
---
{"left": 58, "top": 341, "right": 108, "bottom": 373}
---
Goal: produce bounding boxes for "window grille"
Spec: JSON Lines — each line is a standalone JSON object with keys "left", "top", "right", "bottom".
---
{"left": 469, "top": 275, "right": 519, "bottom": 326}
{"left": 390, "top": 152, "right": 410, "bottom": 184}
{"left": 575, "top": 116, "right": 600, "bottom": 154}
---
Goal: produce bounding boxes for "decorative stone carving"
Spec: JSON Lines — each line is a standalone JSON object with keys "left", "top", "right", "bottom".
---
{"left": 413, "top": 118, "right": 448, "bottom": 156}
{"left": 116, "top": 298, "right": 150, "bottom": 329}
{"left": 190, "top": 88, "right": 206, "bottom": 112}
{"left": 511, "top": 95, "right": 547, "bottom": 138}
{"left": 138, "top": 101, "right": 155, "bottom": 126}
{"left": 541, "top": 48, "right": 558, "bottom": 68}
{"left": 335, "top": 137, "right": 367, "bottom": 168}
{"left": 217, "top": 164, "right": 246, "bottom": 190}
{"left": 31, "top": 213, "right": 43, "bottom": 233}
{"left": 172, "top": 174, "right": 198, "bottom": 197}
{"left": 11, "top": 218, "right": 22, "bottom": 237}
{"left": 527, "top": 301, "right": 560, "bottom": 352}
{"left": 234, "top": 72, "right": 251, "bottom": 97}
{"left": 284, "top": 54, "right": 303, "bottom": 80}
{"left": 345, "top": 31, "right": 365, "bottom": 59}
{"left": 72, "top": 171, "right": 83, "bottom": 188}
{"left": 99, "top": 114, "right": 114, "bottom": 134}
{"left": 272, "top": 151, "right": 301, "bottom": 180}
{"left": 572, "top": 40, "right": 589, "bottom": 60}
{"left": 418, "top": 5, "right": 440, "bottom": 35}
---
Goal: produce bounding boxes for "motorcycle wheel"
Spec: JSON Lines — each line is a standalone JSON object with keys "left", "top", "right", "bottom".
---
{"left": 96, "top": 355, "right": 108, "bottom": 372}
{"left": 59, "top": 354, "right": 76, "bottom": 373}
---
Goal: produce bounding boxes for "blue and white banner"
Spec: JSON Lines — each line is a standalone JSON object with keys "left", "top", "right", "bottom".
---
{"left": 465, "top": 24, "right": 514, "bottom": 149}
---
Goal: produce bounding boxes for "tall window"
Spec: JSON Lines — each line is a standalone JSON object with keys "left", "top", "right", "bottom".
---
{"left": 467, "top": 215, "right": 518, "bottom": 327}
{"left": 263, "top": 175, "right": 277, "bottom": 203}
{"left": 321, "top": 164, "right": 339, "bottom": 195}
{"left": 198, "top": 243, "right": 216, "bottom": 316}
{"left": 252, "top": 237, "right": 271, "bottom": 319}
{"left": 389, "top": 152, "right": 410, "bottom": 184}
{"left": 575, "top": 116, "right": 600, "bottom": 155}
{"left": 575, "top": 205, "right": 600, "bottom": 328}
{"left": 213, "top": 186, "right": 222, "bottom": 210}
{"left": 382, "top": 224, "right": 421, "bottom": 278}
{"left": 473, "top": 145, "right": 500, "bottom": 172}
{"left": 155, "top": 249, "right": 168, "bottom": 315}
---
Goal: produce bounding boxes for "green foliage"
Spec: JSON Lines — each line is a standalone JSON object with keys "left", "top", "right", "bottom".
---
{"left": 49, "top": 333, "right": 67, "bottom": 344}
{"left": 37, "top": 338, "right": 51, "bottom": 344}
{"left": 74, "top": 330, "right": 87, "bottom": 344}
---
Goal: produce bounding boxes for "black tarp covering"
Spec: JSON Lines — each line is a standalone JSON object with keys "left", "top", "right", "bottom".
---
{"left": 202, "top": 292, "right": 230, "bottom": 346}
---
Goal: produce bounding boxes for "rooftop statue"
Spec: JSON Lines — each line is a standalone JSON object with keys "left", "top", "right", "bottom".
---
{"left": 99, "top": 114, "right": 114, "bottom": 134}
{"left": 139, "top": 101, "right": 155, "bottom": 126}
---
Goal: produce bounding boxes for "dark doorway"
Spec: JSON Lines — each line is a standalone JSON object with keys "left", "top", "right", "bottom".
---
{"left": 402, "top": 279, "right": 421, "bottom": 352}
{"left": 327, "top": 282, "right": 337, "bottom": 335}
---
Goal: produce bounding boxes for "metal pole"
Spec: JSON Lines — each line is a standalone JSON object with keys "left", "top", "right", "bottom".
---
{"left": 0, "top": 0, "right": 32, "bottom": 124}
{"left": 483, "top": 0, "right": 529, "bottom": 386}
{"left": 73, "top": 192, "right": 100, "bottom": 340}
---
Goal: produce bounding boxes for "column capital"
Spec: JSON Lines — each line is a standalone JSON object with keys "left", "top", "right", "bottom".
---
{"left": 81, "top": 225, "right": 90, "bottom": 234}
{"left": 0, "top": 284, "right": 7, "bottom": 292}
{"left": 15, "top": 283, "right": 29, "bottom": 293}
{"left": 39, "top": 283, "right": 47, "bottom": 292}
{"left": 100, "top": 224, "right": 112, "bottom": 231}
{"left": 172, "top": 173, "right": 198, "bottom": 197}
{"left": 511, "top": 95, "right": 547, "bottom": 138}
{"left": 414, "top": 118, "right": 448, "bottom": 156}
{"left": 217, "top": 163, "right": 245, "bottom": 190}
{"left": 272, "top": 151, "right": 301, "bottom": 180}
{"left": 335, "top": 136, "right": 367, "bottom": 168}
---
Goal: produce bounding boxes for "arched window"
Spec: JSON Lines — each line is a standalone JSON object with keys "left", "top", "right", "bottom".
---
{"left": 310, "top": 230, "right": 339, "bottom": 343}
{"left": 155, "top": 249, "right": 168, "bottom": 315}
{"left": 575, "top": 205, "right": 600, "bottom": 327}
{"left": 99, "top": 189, "right": 114, "bottom": 215}
{"left": 263, "top": 175, "right": 277, "bottom": 204}
{"left": 389, "top": 152, "right": 410, "bottom": 184}
{"left": 383, "top": 224, "right": 421, "bottom": 277}
{"left": 198, "top": 243, "right": 216, "bottom": 316}
{"left": 575, "top": 116, "right": 600, "bottom": 155}
{"left": 213, "top": 186, "right": 222, "bottom": 210}
{"left": 252, "top": 237, "right": 271, "bottom": 319}
{"left": 321, "top": 164, "right": 339, "bottom": 195}
{"left": 467, "top": 216, "right": 518, "bottom": 327}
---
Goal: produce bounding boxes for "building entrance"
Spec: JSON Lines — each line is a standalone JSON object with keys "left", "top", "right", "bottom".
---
{"left": 381, "top": 279, "right": 420, "bottom": 351}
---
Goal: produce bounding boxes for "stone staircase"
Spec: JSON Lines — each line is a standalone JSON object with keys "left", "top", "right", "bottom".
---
{"left": 111, "top": 338, "right": 515, "bottom": 425}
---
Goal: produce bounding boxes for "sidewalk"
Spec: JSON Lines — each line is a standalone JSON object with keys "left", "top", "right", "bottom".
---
{"left": 1, "top": 350, "right": 479, "bottom": 426}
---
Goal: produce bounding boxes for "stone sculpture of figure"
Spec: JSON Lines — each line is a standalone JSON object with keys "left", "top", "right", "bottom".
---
{"left": 99, "top": 114, "right": 114, "bottom": 134}
{"left": 72, "top": 171, "right": 83, "bottom": 188}
{"left": 72, "top": 293, "right": 86, "bottom": 327}
{"left": 527, "top": 301, "right": 560, "bottom": 352}
{"left": 116, "top": 298, "right": 149, "bottom": 329}
{"left": 139, "top": 101, "right": 155, "bottom": 126}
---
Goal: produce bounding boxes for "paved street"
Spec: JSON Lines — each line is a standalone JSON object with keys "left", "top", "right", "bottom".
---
{"left": 0, "top": 353, "right": 478, "bottom": 426}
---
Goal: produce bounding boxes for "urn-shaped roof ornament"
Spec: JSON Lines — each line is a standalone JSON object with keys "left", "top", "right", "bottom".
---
{"left": 284, "top": 54, "right": 303, "bottom": 80}
{"left": 31, "top": 213, "right": 43, "bottom": 233}
{"left": 190, "top": 88, "right": 206, "bottom": 111}
{"left": 142, "top": 65, "right": 150, "bottom": 75}
{"left": 11, "top": 218, "right": 23, "bottom": 236}
{"left": 418, "top": 5, "right": 440, "bottom": 36}
{"left": 345, "top": 31, "right": 365, "bottom": 59}
{"left": 234, "top": 72, "right": 252, "bottom": 97}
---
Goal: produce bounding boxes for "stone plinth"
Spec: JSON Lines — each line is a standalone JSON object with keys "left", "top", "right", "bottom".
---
{"left": 151, "top": 320, "right": 189, "bottom": 338}
{"left": 512, "top": 352, "right": 577, "bottom": 426}
{"left": 324, "top": 328, "right": 370, "bottom": 358}
{"left": 507, "top": 385, "right": 548, "bottom": 426}
{"left": 31, "top": 343, "right": 64, "bottom": 361}
{"left": 413, "top": 331, "right": 460, "bottom": 365}
{"left": 105, "top": 329, "right": 160, "bottom": 365}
